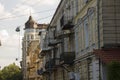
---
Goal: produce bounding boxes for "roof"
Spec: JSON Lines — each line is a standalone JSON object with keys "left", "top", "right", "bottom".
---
{"left": 93, "top": 48, "right": 120, "bottom": 64}
{"left": 25, "top": 16, "right": 48, "bottom": 29}
{"left": 25, "top": 16, "right": 36, "bottom": 29}
{"left": 37, "top": 24, "right": 48, "bottom": 29}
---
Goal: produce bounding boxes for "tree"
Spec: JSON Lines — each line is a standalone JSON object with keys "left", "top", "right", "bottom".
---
{"left": 0, "top": 70, "right": 3, "bottom": 80}
{"left": 1, "top": 63, "right": 22, "bottom": 80}
{"left": 107, "top": 61, "right": 120, "bottom": 80}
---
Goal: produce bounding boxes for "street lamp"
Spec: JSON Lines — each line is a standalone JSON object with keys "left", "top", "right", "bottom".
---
{"left": 16, "top": 26, "right": 20, "bottom": 32}
{"left": 15, "top": 26, "right": 21, "bottom": 61}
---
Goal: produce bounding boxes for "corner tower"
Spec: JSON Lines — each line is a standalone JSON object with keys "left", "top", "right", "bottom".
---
{"left": 22, "top": 16, "right": 40, "bottom": 80}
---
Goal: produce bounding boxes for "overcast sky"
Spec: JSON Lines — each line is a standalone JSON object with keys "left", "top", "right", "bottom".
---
{"left": 0, "top": 0, "right": 60, "bottom": 69}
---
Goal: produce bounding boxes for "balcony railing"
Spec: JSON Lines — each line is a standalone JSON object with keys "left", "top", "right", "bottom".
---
{"left": 60, "top": 15, "right": 74, "bottom": 30}
{"left": 40, "top": 47, "right": 52, "bottom": 56}
{"left": 37, "top": 68, "right": 49, "bottom": 75}
{"left": 55, "top": 30, "right": 74, "bottom": 39}
{"left": 60, "top": 52, "right": 75, "bottom": 65}
{"left": 48, "top": 38, "right": 62, "bottom": 46}
{"left": 45, "top": 58, "right": 59, "bottom": 70}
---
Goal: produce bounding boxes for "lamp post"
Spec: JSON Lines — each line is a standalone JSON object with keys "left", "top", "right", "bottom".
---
{"left": 0, "top": 40, "right": 1, "bottom": 46}
{"left": 15, "top": 26, "right": 21, "bottom": 61}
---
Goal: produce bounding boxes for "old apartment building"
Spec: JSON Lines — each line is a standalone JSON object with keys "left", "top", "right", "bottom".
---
{"left": 22, "top": 0, "right": 120, "bottom": 80}
{"left": 39, "top": 0, "right": 120, "bottom": 80}
{"left": 22, "top": 16, "right": 47, "bottom": 80}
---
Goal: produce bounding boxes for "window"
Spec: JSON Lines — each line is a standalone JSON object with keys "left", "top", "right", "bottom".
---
{"left": 89, "top": 13, "right": 95, "bottom": 44}
{"left": 75, "top": 0, "right": 79, "bottom": 15}
{"left": 60, "top": 16, "right": 64, "bottom": 27}
{"left": 31, "top": 35, "right": 34, "bottom": 39}
{"left": 75, "top": 28, "right": 79, "bottom": 54}
{"left": 27, "top": 35, "right": 29, "bottom": 40}
{"left": 64, "top": 38, "right": 69, "bottom": 52}
{"left": 84, "top": 19, "right": 89, "bottom": 48}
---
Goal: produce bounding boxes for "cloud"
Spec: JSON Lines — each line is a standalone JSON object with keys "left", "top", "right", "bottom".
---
{"left": 0, "top": 3, "right": 14, "bottom": 20}
{"left": 22, "top": 0, "right": 60, "bottom": 6}
{"left": 12, "top": 5, "right": 34, "bottom": 15}
{"left": 0, "top": 29, "right": 22, "bottom": 48}
{"left": 0, "top": 30, "right": 9, "bottom": 42}
{"left": 40, "top": 0, "right": 60, "bottom": 5}
{"left": 0, "top": 30, "right": 22, "bottom": 69}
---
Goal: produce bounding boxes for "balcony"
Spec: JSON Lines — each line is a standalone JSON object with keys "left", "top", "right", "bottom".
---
{"left": 60, "top": 52, "right": 75, "bottom": 65}
{"left": 48, "top": 39, "right": 62, "bottom": 46}
{"left": 45, "top": 58, "right": 59, "bottom": 70}
{"left": 60, "top": 16, "right": 74, "bottom": 30}
{"left": 40, "top": 47, "right": 52, "bottom": 56}
{"left": 37, "top": 68, "right": 49, "bottom": 75}
{"left": 55, "top": 30, "right": 74, "bottom": 39}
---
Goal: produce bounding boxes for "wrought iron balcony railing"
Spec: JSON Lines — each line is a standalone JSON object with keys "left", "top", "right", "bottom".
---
{"left": 45, "top": 58, "right": 59, "bottom": 70}
{"left": 48, "top": 38, "right": 62, "bottom": 46}
{"left": 60, "top": 52, "right": 75, "bottom": 65}
{"left": 40, "top": 47, "right": 52, "bottom": 56}
{"left": 55, "top": 30, "right": 74, "bottom": 39}
{"left": 60, "top": 15, "right": 74, "bottom": 30}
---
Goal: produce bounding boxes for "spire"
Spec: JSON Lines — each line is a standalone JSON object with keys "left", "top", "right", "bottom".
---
{"left": 25, "top": 16, "right": 37, "bottom": 29}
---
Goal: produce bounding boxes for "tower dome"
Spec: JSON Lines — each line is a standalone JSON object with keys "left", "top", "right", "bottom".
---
{"left": 25, "top": 16, "right": 37, "bottom": 29}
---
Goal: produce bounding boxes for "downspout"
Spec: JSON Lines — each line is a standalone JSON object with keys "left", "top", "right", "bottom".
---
{"left": 62, "top": 38, "right": 65, "bottom": 80}
{"left": 97, "top": 0, "right": 101, "bottom": 80}
{"left": 97, "top": 0, "right": 100, "bottom": 48}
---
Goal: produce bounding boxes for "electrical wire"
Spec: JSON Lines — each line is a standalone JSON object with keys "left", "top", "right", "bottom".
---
{"left": 0, "top": 0, "right": 42, "bottom": 19}
{"left": 10, "top": 0, "right": 41, "bottom": 15}
{"left": 0, "top": 0, "right": 29, "bottom": 18}
{"left": 36, "top": 15, "right": 53, "bottom": 21}
{"left": 0, "top": 9, "right": 55, "bottom": 21}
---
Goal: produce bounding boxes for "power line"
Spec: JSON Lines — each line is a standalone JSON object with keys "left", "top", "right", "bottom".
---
{"left": 0, "top": 9, "right": 55, "bottom": 21}
{"left": 13, "top": 14, "right": 53, "bottom": 29}
{"left": 0, "top": 0, "right": 29, "bottom": 18}
{"left": 36, "top": 15, "right": 53, "bottom": 21}
{"left": 0, "top": 0, "right": 42, "bottom": 18}
{"left": 10, "top": 0, "right": 41, "bottom": 15}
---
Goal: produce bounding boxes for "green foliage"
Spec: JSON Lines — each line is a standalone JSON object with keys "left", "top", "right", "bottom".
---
{"left": 107, "top": 61, "right": 120, "bottom": 80}
{"left": 0, "top": 63, "right": 22, "bottom": 80}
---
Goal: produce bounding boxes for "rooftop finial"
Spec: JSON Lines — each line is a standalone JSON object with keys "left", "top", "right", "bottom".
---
{"left": 29, "top": 9, "right": 31, "bottom": 16}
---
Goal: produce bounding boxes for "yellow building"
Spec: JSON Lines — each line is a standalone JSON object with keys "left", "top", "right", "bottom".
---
{"left": 26, "top": 41, "right": 41, "bottom": 80}
{"left": 22, "top": 16, "right": 48, "bottom": 80}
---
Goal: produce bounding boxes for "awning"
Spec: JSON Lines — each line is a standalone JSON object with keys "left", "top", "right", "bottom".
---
{"left": 93, "top": 48, "right": 120, "bottom": 64}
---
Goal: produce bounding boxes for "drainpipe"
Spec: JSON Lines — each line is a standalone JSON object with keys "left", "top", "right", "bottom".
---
{"left": 97, "top": 0, "right": 101, "bottom": 80}
{"left": 62, "top": 38, "right": 65, "bottom": 80}
{"left": 97, "top": 0, "right": 100, "bottom": 48}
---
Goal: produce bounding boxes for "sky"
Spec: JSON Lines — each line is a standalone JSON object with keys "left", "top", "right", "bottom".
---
{"left": 0, "top": 0, "right": 60, "bottom": 69}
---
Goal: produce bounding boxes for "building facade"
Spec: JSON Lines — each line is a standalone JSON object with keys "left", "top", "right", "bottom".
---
{"left": 22, "top": 0, "right": 120, "bottom": 80}
{"left": 40, "top": 0, "right": 120, "bottom": 80}
{"left": 40, "top": 0, "right": 76, "bottom": 80}
{"left": 74, "top": 0, "right": 120, "bottom": 80}
{"left": 22, "top": 16, "right": 48, "bottom": 80}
